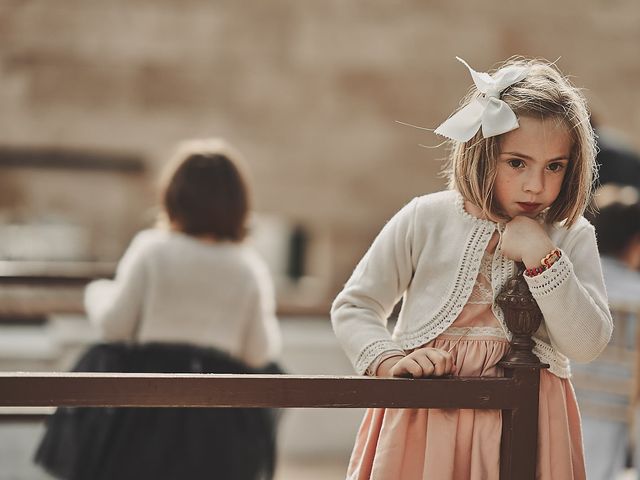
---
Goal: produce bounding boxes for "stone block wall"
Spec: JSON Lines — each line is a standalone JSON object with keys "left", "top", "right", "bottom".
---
{"left": 1, "top": 0, "right": 639, "bottom": 304}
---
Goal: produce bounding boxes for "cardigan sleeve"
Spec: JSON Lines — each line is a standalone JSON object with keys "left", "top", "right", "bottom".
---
{"left": 524, "top": 222, "right": 613, "bottom": 362}
{"left": 84, "top": 233, "right": 148, "bottom": 341}
{"left": 331, "top": 199, "right": 418, "bottom": 374}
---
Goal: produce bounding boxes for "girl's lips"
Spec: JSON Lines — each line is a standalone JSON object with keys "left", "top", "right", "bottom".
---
{"left": 517, "top": 202, "right": 541, "bottom": 213}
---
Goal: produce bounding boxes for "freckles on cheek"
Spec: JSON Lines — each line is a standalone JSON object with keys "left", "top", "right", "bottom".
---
{"left": 496, "top": 175, "right": 513, "bottom": 192}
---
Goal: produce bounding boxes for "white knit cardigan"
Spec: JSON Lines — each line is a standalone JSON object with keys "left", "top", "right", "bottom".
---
{"left": 331, "top": 190, "right": 613, "bottom": 378}
{"left": 85, "top": 229, "right": 282, "bottom": 368}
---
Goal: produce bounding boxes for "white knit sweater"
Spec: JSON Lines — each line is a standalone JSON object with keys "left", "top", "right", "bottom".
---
{"left": 331, "top": 190, "right": 613, "bottom": 378}
{"left": 85, "top": 229, "right": 281, "bottom": 368}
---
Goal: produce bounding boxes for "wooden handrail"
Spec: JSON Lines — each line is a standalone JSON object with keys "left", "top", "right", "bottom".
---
{"left": 0, "top": 368, "right": 542, "bottom": 479}
{"left": 0, "top": 372, "right": 534, "bottom": 409}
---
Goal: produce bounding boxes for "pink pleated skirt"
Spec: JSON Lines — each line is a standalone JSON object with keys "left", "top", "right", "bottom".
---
{"left": 346, "top": 332, "right": 586, "bottom": 480}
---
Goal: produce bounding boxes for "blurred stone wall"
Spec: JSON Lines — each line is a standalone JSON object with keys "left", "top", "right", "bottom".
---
{"left": 0, "top": 0, "right": 639, "bottom": 304}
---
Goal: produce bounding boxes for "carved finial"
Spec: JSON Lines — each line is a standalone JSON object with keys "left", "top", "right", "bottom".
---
{"left": 497, "top": 263, "right": 544, "bottom": 366}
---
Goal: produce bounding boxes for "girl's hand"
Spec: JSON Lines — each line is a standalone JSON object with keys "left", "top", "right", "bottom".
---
{"left": 378, "top": 347, "right": 456, "bottom": 378}
{"left": 501, "top": 216, "right": 556, "bottom": 268}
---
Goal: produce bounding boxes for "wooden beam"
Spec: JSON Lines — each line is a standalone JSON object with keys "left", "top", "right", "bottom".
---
{"left": 0, "top": 373, "right": 527, "bottom": 409}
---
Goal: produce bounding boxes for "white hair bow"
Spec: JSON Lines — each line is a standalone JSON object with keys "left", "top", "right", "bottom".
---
{"left": 434, "top": 57, "right": 529, "bottom": 142}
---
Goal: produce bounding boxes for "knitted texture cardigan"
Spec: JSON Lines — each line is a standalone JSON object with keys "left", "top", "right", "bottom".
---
{"left": 85, "top": 229, "right": 281, "bottom": 368}
{"left": 331, "top": 190, "right": 613, "bottom": 377}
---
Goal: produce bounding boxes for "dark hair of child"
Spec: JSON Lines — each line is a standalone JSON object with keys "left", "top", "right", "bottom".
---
{"left": 161, "top": 149, "right": 250, "bottom": 242}
{"left": 592, "top": 201, "right": 640, "bottom": 257}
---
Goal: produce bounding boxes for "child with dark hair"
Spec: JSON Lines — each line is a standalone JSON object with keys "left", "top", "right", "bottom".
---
{"left": 592, "top": 191, "right": 640, "bottom": 287}
{"left": 86, "top": 138, "right": 280, "bottom": 367}
{"left": 578, "top": 186, "right": 640, "bottom": 480}
{"left": 36, "top": 139, "right": 282, "bottom": 480}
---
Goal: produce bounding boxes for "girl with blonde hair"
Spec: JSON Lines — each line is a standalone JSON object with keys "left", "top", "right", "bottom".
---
{"left": 332, "top": 57, "right": 612, "bottom": 479}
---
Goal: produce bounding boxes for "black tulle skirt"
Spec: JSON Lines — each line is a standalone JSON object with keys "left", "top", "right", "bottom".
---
{"left": 34, "top": 342, "right": 283, "bottom": 480}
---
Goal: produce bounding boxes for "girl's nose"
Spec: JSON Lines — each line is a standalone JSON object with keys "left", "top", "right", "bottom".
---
{"left": 523, "top": 170, "right": 544, "bottom": 194}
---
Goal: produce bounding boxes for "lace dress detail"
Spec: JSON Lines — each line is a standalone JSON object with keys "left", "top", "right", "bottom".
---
{"left": 442, "top": 325, "right": 506, "bottom": 339}
{"left": 467, "top": 250, "right": 494, "bottom": 305}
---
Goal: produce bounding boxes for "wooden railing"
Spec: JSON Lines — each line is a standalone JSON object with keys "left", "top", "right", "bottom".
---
{"left": 0, "top": 367, "right": 542, "bottom": 479}
{"left": 0, "top": 265, "right": 547, "bottom": 479}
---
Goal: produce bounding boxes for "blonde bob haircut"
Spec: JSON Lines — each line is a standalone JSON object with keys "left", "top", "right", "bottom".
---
{"left": 445, "top": 57, "right": 597, "bottom": 227}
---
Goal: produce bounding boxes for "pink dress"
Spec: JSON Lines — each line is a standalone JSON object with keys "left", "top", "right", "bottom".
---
{"left": 347, "top": 238, "right": 586, "bottom": 480}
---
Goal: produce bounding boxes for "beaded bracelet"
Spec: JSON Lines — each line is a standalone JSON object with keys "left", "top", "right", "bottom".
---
{"left": 525, "top": 248, "right": 562, "bottom": 277}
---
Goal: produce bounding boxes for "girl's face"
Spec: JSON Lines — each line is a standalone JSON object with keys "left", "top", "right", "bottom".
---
{"left": 493, "top": 116, "right": 571, "bottom": 220}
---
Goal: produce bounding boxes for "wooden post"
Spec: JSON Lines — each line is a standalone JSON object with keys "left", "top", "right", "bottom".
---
{"left": 497, "top": 264, "right": 549, "bottom": 480}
